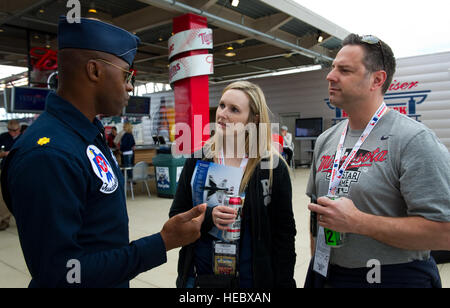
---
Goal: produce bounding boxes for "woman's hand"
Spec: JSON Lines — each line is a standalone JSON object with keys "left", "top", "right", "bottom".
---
{"left": 212, "top": 205, "right": 237, "bottom": 230}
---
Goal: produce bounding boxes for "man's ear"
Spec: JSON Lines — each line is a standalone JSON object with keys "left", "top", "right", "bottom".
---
{"left": 86, "top": 60, "right": 101, "bottom": 82}
{"left": 371, "top": 70, "right": 387, "bottom": 92}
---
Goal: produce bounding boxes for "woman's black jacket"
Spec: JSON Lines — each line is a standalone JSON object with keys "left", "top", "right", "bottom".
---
{"left": 169, "top": 154, "right": 297, "bottom": 288}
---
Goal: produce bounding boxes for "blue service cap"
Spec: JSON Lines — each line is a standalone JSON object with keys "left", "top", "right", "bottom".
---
{"left": 58, "top": 16, "right": 140, "bottom": 66}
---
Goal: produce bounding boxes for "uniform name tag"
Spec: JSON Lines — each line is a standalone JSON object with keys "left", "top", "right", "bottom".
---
{"left": 86, "top": 145, "right": 118, "bottom": 194}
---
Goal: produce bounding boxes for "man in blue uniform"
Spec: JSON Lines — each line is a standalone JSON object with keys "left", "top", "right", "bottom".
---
{"left": 0, "top": 16, "right": 205, "bottom": 288}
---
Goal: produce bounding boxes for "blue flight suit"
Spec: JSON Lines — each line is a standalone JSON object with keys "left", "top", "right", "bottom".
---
{"left": 1, "top": 92, "right": 166, "bottom": 287}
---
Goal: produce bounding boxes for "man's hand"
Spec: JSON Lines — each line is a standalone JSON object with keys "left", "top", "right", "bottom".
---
{"left": 308, "top": 196, "right": 364, "bottom": 234}
{"left": 309, "top": 196, "right": 450, "bottom": 250}
{"left": 160, "top": 203, "right": 207, "bottom": 251}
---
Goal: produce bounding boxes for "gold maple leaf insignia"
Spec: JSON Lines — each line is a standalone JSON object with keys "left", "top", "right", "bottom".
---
{"left": 37, "top": 137, "right": 50, "bottom": 146}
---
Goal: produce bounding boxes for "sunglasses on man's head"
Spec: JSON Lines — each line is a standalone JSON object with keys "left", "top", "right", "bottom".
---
{"left": 360, "top": 35, "right": 386, "bottom": 71}
{"left": 94, "top": 58, "right": 135, "bottom": 85}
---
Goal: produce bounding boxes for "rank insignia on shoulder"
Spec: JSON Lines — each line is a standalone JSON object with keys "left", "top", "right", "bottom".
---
{"left": 37, "top": 137, "right": 50, "bottom": 146}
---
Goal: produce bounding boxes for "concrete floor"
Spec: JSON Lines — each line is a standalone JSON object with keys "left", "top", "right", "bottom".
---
{"left": 0, "top": 168, "right": 449, "bottom": 288}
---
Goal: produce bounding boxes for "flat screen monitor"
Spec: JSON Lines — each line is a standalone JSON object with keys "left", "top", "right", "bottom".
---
{"left": 2, "top": 87, "right": 11, "bottom": 111}
{"left": 152, "top": 135, "right": 166, "bottom": 145}
{"left": 10, "top": 87, "right": 51, "bottom": 113}
{"left": 123, "top": 96, "right": 150, "bottom": 116}
{"left": 158, "top": 136, "right": 166, "bottom": 145}
{"left": 295, "top": 117, "right": 323, "bottom": 139}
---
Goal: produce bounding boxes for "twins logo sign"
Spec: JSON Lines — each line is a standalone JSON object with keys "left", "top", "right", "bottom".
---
{"left": 86, "top": 145, "right": 118, "bottom": 194}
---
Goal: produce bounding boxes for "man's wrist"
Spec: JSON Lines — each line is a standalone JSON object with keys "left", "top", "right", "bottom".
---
{"left": 352, "top": 210, "right": 371, "bottom": 236}
{"left": 159, "top": 229, "right": 173, "bottom": 252}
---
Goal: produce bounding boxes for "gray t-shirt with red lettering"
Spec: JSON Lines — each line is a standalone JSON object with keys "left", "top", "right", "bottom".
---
{"left": 307, "top": 110, "right": 450, "bottom": 268}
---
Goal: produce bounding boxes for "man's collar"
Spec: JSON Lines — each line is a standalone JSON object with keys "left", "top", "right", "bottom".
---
{"left": 45, "top": 92, "right": 102, "bottom": 142}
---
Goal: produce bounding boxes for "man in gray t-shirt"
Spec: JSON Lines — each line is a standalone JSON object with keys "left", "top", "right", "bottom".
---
{"left": 305, "top": 34, "right": 450, "bottom": 288}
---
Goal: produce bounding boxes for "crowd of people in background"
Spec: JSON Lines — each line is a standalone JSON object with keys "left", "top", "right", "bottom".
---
{"left": 106, "top": 123, "right": 136, "bottom": 179}
{"left": 0, "top": 120, "right": 23, "bottom": 231}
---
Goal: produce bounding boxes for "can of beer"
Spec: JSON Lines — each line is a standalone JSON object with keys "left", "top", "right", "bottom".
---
{"left": 222, "top": 196, "right": 243, "bottom": 242}
{"left": 324, "top": 195, "right": 345, "bottom": 248}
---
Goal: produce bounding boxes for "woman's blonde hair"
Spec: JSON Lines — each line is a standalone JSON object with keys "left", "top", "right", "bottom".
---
{"left": 204, "top": 80, "right": 287, "bottom": 193}
{"left": 123, "top": 122, "right": 133, "bottom": 134}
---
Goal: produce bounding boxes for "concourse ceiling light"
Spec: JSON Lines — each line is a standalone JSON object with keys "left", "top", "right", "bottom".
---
{"left": 88, "top": 2, "right": 98, "bottom": 14}
{"left": 317, "top": 32, "right": 324, "bottom": 43}
{"left": 231, "top": 0, "right": 240, "bottom": 7}
{"left": 45, "top": 35, "right": 51, "bottom": 49}
{"left": 225, "top": 52, "right": 236, "bottom": 57}
{"left": 226, "top": 45, "right": 234, "bottom": 50}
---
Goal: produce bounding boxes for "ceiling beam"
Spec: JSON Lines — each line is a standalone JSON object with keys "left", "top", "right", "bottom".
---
{"left": 251, "top": 12, "right": 293, "bottom": 34}
{"left": 0, "top": 0, "right": 45, "bottom": 14}
{"left": 113, "top": 5, "right": 176, "bottom": 34}
{"left": 185, "top": 0, "right": 219, "bottom": 10}
{"left": 259, "top": 0, "right": 349, "bottom": 40}
{"left": 0, "top": 0, "right": 55, "bottom": 27}
{"left": 138, "top": 0, "right": 334, "bottom": 62}
{"left": 216, "top": 44, "right": 286, "bottom": 62}
{"left": 212, "top": 28, "right": 245, "bottom": 46}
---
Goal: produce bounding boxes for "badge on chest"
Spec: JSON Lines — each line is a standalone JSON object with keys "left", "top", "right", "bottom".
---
{"left": 86, "top": 145, "right": 118, "bottom": 194}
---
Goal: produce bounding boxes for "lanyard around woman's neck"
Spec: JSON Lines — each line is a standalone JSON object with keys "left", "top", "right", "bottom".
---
{"left": 328, "top": 102, "right": 388, "bottom": 196}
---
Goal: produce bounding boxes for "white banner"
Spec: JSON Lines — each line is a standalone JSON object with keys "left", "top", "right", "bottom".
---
{"left": 168, "top": 54, "right": 214, "bottom": 84}
{"left": 168, "top": 28, "right": 213, "bottom": 60}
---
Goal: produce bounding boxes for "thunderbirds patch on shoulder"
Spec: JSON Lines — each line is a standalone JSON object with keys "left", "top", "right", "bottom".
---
{"left": 86, "top": 145, "right": 118, "bottom": 194}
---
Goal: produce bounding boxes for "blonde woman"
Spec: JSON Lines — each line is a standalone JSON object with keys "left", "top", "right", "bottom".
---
{"left": 170, "top": 81, "right": 296, "bottom": 288}
{"left": 120, "top": 122, "right": 135, "bottom": 179}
